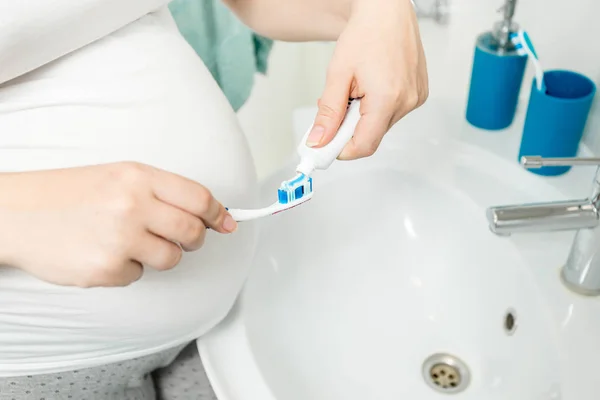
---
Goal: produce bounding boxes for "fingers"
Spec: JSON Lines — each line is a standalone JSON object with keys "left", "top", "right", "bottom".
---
{"left": 150, "top": 169, "right": 236, "bottom": 234}
{"left": 118, "top": 260, "right": 144, "bottom": 286}
{"left": 130, "top": 232, "right": 183, "bottom": 271}
{"left": 306, "top": 67, "right": 352, "bottom": 148}
{"left": 146, "top": 199, "right": 207, "bottom": 251}
{"left": 338, "top": 98, "right": 393, "bottom": 160}
{"left": 91, "top": 260, "right": 143, "bottom": 288}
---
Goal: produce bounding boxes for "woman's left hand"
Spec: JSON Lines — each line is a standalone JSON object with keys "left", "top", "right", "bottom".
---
{"left": 305, "top": 0, "right": 429, "bottom": 160}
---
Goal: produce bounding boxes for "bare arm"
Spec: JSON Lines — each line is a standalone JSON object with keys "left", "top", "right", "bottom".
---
{"left": 0, "top": 0, "right": 171, "bottom": 85}
{"left": 221, "top": 0, "right": 355, "bottom": 41}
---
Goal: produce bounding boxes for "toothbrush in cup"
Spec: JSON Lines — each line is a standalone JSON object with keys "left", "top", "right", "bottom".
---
{"left": 510, "top": 30, "right": 545, "bottom": 92}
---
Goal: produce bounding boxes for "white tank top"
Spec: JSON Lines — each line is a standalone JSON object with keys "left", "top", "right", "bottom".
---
{"left": 0, "top": 7, "right": 259, "bottom": 376}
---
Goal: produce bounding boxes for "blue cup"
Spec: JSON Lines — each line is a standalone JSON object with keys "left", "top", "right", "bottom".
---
{"left": 518, "top": 70, "right": 596, "bottom": 176}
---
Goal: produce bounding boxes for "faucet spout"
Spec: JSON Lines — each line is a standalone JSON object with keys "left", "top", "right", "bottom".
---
{"left": 487, "top": 156, "right": 600, "bottom": 295}
{"left": 487, "top": 199, "right": 599, "bottom": 236}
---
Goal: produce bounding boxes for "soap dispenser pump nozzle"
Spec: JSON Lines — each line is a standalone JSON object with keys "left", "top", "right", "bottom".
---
{"left": 492, "top": 0, "right": 519, "bottom": 51}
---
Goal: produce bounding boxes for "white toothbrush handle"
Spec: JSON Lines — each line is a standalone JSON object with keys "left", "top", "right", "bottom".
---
{"left": 227, "top": 205, "right": 278, "bottom": 222}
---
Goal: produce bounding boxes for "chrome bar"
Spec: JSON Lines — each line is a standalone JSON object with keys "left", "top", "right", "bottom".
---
{"left": 487, "top": 200, "right": 598, "bottom": 236}
{"left": 521, "top": 156, "right": 600, "bottom": 168}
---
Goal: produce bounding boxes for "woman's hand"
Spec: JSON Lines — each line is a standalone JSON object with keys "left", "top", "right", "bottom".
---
{"left": 0, "top": 162, "right": 237, "bottom": 288}
{"left": 306, "top": 0, "right": 429, "bottom": 160}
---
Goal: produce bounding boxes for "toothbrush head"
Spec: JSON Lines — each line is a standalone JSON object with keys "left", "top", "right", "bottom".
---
{"left": 509, "top": 30, "right": 537, "bottom": 58}
{"left": 277, "top": 173, "right": 313, "bottom": 204}
{"left": 271, "top": 193, "right": 313, "bottom": 215}
{"left": 225, "top": 177, "right": 313, "bottom": 223}
{"left": 509, "top": 31, "right": 526, "bottom": 55}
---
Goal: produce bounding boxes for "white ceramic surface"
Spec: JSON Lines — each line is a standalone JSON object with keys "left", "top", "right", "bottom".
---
{"left": 199, "top": 98, "right": 600, "bottom": 400}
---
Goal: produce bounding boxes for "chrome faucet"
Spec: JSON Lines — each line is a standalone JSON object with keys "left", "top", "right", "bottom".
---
{"left": 487, "top": 155, "right": 600, "bottom": 296}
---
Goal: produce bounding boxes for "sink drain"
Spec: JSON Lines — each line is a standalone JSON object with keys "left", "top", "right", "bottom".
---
{"left": 504, "top": 308, "right": 517, "bottom": 335}
{"left": 422, "top": 353, "right": 470, "bottom": 394}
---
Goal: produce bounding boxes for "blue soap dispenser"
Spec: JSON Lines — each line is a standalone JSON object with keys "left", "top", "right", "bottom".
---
{"left": 465, "top": 0, "right": 527, "bottom": 130}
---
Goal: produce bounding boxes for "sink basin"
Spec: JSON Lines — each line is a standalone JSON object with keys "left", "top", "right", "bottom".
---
{"left": 199, "top": 99, "right": 600, "bottom": 400}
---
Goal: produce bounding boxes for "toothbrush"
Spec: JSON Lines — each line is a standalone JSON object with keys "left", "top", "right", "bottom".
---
{"left": 226, "top": 98, "right": 362, "bottom": 223}
{"left": 510, "top": 30, "right": 545, "bottom": 92}
{"left": 226, "top": 175, "right": 314, "bottom": 222}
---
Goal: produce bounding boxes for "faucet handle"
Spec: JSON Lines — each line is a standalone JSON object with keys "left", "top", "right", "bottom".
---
{"left": 521, "top": 156, "right": 600, "bottom": 168}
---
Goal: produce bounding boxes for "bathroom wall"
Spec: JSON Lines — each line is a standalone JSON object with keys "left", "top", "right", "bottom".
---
{"left": 237, "top": 0, "right": 599, "bottom": 179}
{"left": 236, "top": 42, "right": 333, "bottom": 179}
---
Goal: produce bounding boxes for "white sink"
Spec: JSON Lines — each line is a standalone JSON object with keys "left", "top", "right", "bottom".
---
{"left": 199, "top": 99, "right": 600, "bottom": 400}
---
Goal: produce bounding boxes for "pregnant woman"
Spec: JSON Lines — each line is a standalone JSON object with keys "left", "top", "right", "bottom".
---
{"left": 0, "top": 0, "right": 428, "bottom": 398}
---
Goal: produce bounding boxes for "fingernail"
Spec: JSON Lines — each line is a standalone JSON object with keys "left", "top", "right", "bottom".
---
{"left": 222, "top": 215, "right": 237, "bottom": 233}
{"left": 306, "top": 125, "right": 325, "bottom": 147}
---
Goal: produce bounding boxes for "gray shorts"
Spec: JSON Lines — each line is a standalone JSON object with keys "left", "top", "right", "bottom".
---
{"left": 0, "top": 342, "right": 217, "bottom": 400}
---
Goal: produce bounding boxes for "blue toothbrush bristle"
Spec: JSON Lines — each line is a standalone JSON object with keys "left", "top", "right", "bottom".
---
{"left": 294, "top": 185, "right": 304, "bottom": 199}
{"left": 278, "top": 174, "right": 313, "bottom": 204}
{"left": 278, "top": 188, "right": 289, "bottom": 204}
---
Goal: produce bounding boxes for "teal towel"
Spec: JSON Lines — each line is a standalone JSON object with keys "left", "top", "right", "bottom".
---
{"left": 168, "top": 0, "right": 274, "bottom": 111}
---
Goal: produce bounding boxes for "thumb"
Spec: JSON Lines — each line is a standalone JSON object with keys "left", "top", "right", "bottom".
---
{"left": 306, "top": 73, "right": 352, "bottom": 148}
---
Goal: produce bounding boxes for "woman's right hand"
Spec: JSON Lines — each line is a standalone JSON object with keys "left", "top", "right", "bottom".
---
{"left": 0, "top": 162, "right": 237, "bottom": 288}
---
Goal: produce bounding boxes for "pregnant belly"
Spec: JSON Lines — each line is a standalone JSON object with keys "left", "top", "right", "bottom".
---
{"left": 0, "top": 10, "right": 259, "bottom": 376}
